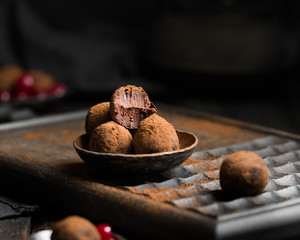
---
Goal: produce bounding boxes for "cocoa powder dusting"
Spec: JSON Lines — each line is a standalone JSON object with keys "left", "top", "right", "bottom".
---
{"left": 126, "top": 157, "right": 221, "bottom": 202}
{"left": 24, "top": 129, "right": 83, "bottom": 145}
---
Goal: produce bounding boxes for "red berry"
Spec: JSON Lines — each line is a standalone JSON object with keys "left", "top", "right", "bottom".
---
{"left": 12, "top": 74, "right": 36, "bottom": 100}
{"left": 47, "top": 82, "right": 67, "bottom": 97}
{"left": 0, "top": 90, "right": 11, "bottom": 102}
{"left": 15, "top": 74, "right": 35, "bottom": 94}
{"left": 96, "top": 223, "right": 114, "bottom": 240}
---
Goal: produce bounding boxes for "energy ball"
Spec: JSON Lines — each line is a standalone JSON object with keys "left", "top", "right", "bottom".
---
{"left": 133, "top": 113, "right": 179, "bottom": 154}
{"left": 85, "top": 102, "right": 112, "bottom": 136}
{"left": 110, "top": 85, "right": 157, "bottom": 129}
{"left": 51, "top": 215, "right": 101, "bottom": 240}
{"left": 29, "top": 69, "right": 55, "bottom": 92}
{"left": 0, "top": 65, "right": 24, "bottom": 91}
{"left": 89, "top": 121, "right": 133, "bottom": 153}
{"left": 220, "top": 151, "right": 269, "bottom": 196}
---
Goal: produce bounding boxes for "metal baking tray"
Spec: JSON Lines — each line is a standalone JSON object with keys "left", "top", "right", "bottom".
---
{"left": 0, "top": 104, "right": 299, "bottom": 239}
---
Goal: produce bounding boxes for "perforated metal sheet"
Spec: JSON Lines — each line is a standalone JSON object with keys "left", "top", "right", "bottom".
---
{"left": 126, "top": 136, "right": 300, "bottom": 217}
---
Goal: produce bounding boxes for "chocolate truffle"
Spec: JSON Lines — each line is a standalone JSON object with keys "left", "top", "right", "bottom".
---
{"left": 0, "top": 65, "right": 24, "bottom": 91}
{"left": 85, "top": 102, "right": 112, "bottom": 136}
{"left": 29, "top": 69, "right": 55, "bottom": 92}
{"left": 89, "top": 121, "right": 133, "bottom": 153}
{"left": 51, "top": 215, "right": 101, "bottom": 240}
{"left": 133, "top": 113, "right": 179, "bottom": 154}
{"left": 110, "top": 85, "right": 156, "bottom": 129}
{"left": 220, "top": 151, "right": 269, "bottom": 196}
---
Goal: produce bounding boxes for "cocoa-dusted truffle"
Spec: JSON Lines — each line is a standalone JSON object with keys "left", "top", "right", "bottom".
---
{"left": 85, "top": 102, "right": 112, "bottom": 136}
{"left": 220, "top": 151, "right": 269, "bottom": 196}
{"left": 29, "top": 69, "right": 55, "bottom": 92}
{"left": 0, "top": 65, "right": 24, "bottom": 91}
{"left": 51, "top": 215, "right": 101, "bottom": 240}
{"left": 89, "top": 121, "right": 133, "bottom": 153}
{"left": 133, "top": 113, "right": 179, "bottom": 154}
{"left": 110, "top": 85, "right": 156, "bottom": 129}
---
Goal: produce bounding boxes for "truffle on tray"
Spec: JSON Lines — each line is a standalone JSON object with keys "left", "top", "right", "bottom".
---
{"left": 220, "top": 150, "right": 269, "bottom": 196}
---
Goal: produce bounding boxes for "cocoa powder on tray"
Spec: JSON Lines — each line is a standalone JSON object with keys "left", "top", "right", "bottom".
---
{"left": 23, "top": 130, "right": 82, "bottom": 145}
{"left": 126, "top": 158, "right": 221, "bottom": 202}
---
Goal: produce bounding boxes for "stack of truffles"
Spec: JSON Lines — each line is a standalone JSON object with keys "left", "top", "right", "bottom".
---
{"left": 85, "top": 85, "right": 180, "bottom": 154}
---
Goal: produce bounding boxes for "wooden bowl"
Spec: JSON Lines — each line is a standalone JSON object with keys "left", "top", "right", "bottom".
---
{"left": 73, "top": 130, "right": 198, "bottom": 174}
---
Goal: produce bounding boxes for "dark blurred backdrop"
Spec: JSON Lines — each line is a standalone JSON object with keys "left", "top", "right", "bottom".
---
{"left": 1, "top": 0, "right": 300, "bottom": 133}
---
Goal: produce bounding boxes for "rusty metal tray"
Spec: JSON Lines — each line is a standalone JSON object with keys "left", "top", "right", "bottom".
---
{"left": 0, "top": 104, "right": 299, "bottom": 239}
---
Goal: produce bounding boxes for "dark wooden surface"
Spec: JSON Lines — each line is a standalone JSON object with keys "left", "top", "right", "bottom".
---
{"left": 0, "top": 103, "right": 298, "bottom": 239}
{"left": 0, "top": 217, "right": 31, "bottom": 240}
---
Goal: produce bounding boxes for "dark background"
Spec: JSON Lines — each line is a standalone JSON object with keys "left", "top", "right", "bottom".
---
{"left": 1, "top": 0, "right": 300, "bottom": 133}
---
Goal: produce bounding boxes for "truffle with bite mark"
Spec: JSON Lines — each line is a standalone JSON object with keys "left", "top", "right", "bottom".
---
{"left": 110, "top": 85, "right": 156, "bottom": 129}
{"left": 85, "top": 102, "right": 112, "bottom": 136}
{"left": 0, "top": 65, "right": 24, "bottom": 91}
{"left": 51, "top": 215, "right": 101, "bottom": 240}
{"left": 220, "top": 151, "right": 269, "bottom": 196}
{"left": 133, "top": 113, "right": 179, "bottom": 154}
{"left": 89, "top": 121, "right": 133, "bottom": 153}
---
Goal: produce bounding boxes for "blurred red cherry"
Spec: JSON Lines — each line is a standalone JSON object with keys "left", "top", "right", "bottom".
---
{"left": 47, "top": 82, "right": 67, "bottom": 97}
{"left": 0, "top": 90, "right": 11, "bottom": 102}
{"left": 15, "top": 74, "right": 35, "bottom": 93}
{"left": 12, "top": 74, "right": 36, "bottom": 100}
{"left": 96, "top": 223, "right": 114, "bottom": 240}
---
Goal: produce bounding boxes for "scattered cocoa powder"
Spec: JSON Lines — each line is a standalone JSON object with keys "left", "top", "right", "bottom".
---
{"left": 24, "top": 132, "right": 47, "bottom": 141}
{"left": 127, "top": 157, "right": 221, "bottom": 202}
{"left": 23, "top": 129, "right": 83, "bottom": 145}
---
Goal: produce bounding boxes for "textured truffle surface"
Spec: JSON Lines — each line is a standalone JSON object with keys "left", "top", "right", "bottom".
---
{"left": 0, "top": 65, "right": 24, "bottom": 91}
{"left": 89, "top": 121, "right": 133, "bottom": 153}
{"left": 220, "top": 151, "right": 269, "bottom": 196}
{"left": 51, "top": 215, "right": 101, "bottom": 240}
{"left": 85, "top": 102, "right": 112, "bottom": 136}
{"left": 110, "top": 85, "right": 156, "bottom": 129}
{"left": 133, "top": 114, "right": 179, "bottom": 154}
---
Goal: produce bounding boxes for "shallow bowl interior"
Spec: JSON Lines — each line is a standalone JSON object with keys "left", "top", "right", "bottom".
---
{"left": 73, "top": 130, "right": 198, "bottom": 174}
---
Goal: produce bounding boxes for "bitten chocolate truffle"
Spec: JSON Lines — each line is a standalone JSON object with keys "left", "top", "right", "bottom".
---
{"left": 0, "top": 65, "right": 24, "bottom": 91}
{"left": 110, "top": 85, "right": 156, "bottom": 129}
{"left": 133, "top": 113, "right": 179, "bottom": 154}
{"left": 85, "top": 102, "right": 112, "bottom": 136}
{"left": 220, "top": 151, "right": 269, "bottom": 196}
{"left": 51, "top": 215, "right": 101, "bottom": 240}
{"left": 89, "top": 121, "right": 133, "bottom": 153}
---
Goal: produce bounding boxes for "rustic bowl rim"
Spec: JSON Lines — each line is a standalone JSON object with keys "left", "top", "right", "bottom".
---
{"left": 73, "top": 129, "right": 198, "bottom": 158}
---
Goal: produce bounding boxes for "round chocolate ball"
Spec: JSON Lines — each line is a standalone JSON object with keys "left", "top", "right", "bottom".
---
{"left": 89, "top": 121, "right": 133, "bottom": 153}
{"left": 133, "top": 113, "right": 179, "bottom": 154}
{"left": 220, "top": 151, "right": 269, "bottom": 196}
{"left": 51, "top": 215, "right": 101, "bottom": 240}
{"left": 110, "top": 85, "right": 156, "bottom": 129}
{"left": 85, "top": 102, "right": 112, "bottom": 136}
{"left": 29, "top": 69, "right": 55, "bottom": 92}
{"left": 0, "top": 65, "right": 24, "bottom": 91}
